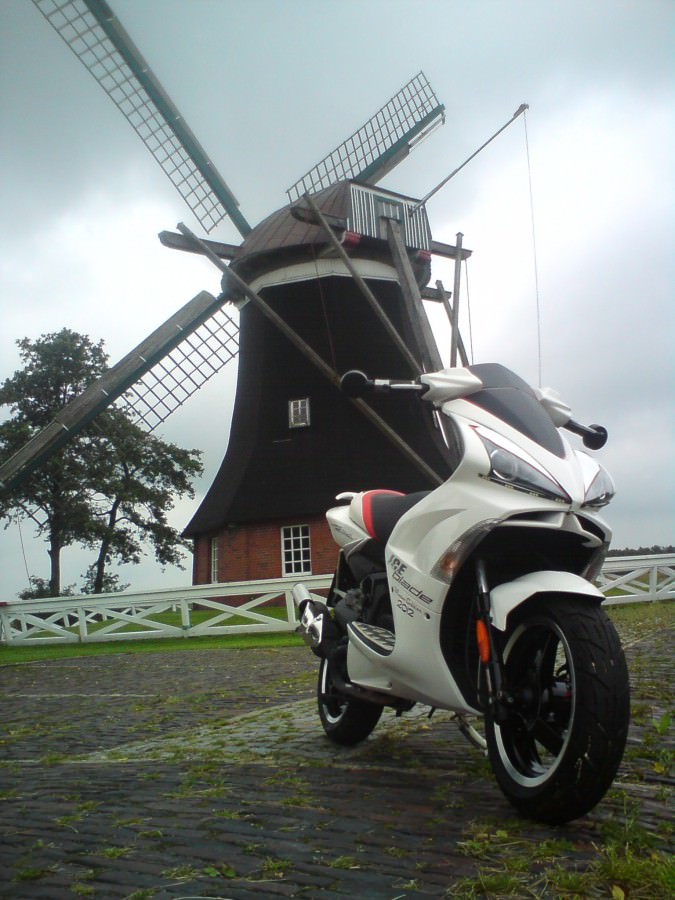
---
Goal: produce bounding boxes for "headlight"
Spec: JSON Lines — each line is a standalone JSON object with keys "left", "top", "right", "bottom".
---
{"left": 477, "top": 431, "right": 571, "bottom": 503}
{"left": 582, "top": 465, "right": 615, "bottom": 508}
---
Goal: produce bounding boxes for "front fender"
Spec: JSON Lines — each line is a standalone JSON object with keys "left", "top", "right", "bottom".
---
{"left": 490, "top": 570, "right": 603, "bottom": 631}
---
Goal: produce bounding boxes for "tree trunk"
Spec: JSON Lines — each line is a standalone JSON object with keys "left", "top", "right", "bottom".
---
{"left": 93, "top": 498, "right": 120, "bottom": 593}
{"left": 48, "top": 534, "right": 61, "bottom": 597}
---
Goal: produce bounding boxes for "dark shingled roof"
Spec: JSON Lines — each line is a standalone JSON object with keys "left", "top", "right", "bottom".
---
{"left": 229, "top": 182, "right": 352, "bottom": 282}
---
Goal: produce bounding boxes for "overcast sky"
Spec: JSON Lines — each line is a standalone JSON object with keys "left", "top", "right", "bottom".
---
{"left": 1, "top": 0, "right": 673, "bottom": 599}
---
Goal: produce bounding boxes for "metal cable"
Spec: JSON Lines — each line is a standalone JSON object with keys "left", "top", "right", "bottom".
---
{"left": 523, "top": 110, "right": 543, "bottom": 386}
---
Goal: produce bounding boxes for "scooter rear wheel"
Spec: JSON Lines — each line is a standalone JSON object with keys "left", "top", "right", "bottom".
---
{"left": 485, "top": 596, "right": 629, "bottom": 824}
{"left": 318, "top": 656, "right": 382, "bottom": 746}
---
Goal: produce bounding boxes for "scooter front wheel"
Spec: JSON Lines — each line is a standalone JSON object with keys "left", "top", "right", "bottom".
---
{"left": 485, "top": 596, "right": 629, "bottom": 824}
{"left": 318, "top": 656, "right": 382, "bottom": 746}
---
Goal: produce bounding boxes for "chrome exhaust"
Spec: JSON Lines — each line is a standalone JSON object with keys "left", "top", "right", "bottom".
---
{"left": 291, "top": 582, "right": 313, "bottom": 614}
{"left": 292, "top": 584, "right": 328, "bottom": 650}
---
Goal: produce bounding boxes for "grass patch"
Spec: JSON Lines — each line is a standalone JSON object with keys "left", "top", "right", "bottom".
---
{"left": 328, "top": 855, "right": 361, "bottom": 870}
{"left": 13, "top": 866, "right": 55, "bottom": 883}
{"left": 0, "top": 629, "right": 302, "bottom": 664}
{"left": 449, "top": 805, "right": 675, "bottom": 900}
{"left": 259, "top": 856, "right": 293, "bottom": 878}
{"left": 605, "top": 598, "right": 674, "bottom": 636}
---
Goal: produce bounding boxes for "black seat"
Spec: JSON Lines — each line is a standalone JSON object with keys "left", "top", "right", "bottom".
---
{"left": 365, "top": 490, "right": 430, "bottom": 544}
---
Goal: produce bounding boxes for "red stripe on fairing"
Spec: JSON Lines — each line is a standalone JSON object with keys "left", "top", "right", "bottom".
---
{"left": 361, "top": 490, "right": 404, "bottom": 540}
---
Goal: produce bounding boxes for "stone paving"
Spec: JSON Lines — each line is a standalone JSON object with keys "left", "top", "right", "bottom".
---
{"left": 0, "top": 623, "right": 672, "bottom": 899}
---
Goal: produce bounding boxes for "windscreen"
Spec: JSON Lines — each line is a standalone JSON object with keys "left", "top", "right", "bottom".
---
{"left": 467, "top": 363, "right": 565, "bottom": 457}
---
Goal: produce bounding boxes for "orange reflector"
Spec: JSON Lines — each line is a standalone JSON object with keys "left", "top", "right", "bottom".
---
{"left": 476, "top": 619, "right": 491, "bottom": 664}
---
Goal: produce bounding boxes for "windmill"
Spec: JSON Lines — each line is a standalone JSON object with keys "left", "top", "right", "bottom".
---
{"left": 1, "top": 0, "right": 472, "bottom": 585}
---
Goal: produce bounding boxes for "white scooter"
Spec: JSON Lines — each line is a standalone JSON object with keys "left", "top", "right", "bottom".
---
{"left": 293, "top": 363, "right": 629, "bottom": 825}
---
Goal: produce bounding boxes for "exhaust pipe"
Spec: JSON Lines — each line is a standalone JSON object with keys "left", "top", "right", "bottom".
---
{"left": 292, "top": 584, "right": 328, "bottom": 650}
{"left": 291, "top": 583, "right": 313, "bottom": 615}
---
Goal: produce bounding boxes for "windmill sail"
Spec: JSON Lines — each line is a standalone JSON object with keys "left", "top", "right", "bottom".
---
{"left": 118, "top": 305, "right": 239, "bottom": 432}
{"left": 286, "top": 72, "right": 445, "bottom": 202}
{"left": 31, "top": 0, "right": 251, "bottom": 236}
{"left": 0, "top": 292, "right": 238, "bottom": 491}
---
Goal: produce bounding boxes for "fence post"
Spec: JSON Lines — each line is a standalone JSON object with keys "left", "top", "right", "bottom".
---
{"left": 0, "top": 609, "right": 10, "bottom": 645}
{"left": 180, "top": 598, "right": 191, "bottom": 637}
{"left": 77, "top": 608, "right": 87, "bottom": 642}
{"left": 285, "top": 588, "right": 297, "bottom": 628}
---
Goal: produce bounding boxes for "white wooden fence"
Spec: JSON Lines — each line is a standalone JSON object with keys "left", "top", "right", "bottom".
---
{"left": 0, "top": 557, "right": 672, "bottom": 647}
{"left": 596, "top": 554, "right": 675, "bottom": 605}
{"left": 0, "top": 575, "right": 330, "bottom": 648}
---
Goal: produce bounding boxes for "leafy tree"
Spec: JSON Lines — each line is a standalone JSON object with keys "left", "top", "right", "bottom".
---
{"left": 18, "top": 576, "right": 75, "bottom": 601}
{"left": 0, "top": 329, "right": 203, "bottom": 596}
{"left": 80, "top": 565, "right": 129, "bottom": 595}
{"left": 84, "top": 411, "right": 202, "bottom": 593}
{"left": 0, "top": 330, "right": 110, "bottom": 595}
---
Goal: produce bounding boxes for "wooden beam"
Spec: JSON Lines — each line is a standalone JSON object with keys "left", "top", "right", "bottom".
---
{"left": 159, "top": 230, "right": 239, "bottom": 260}
{"left": 385, "top": 218, "right": 443, "bottom": 372}
{"left": 421, "top": 285, "right": 449, "bottom": 301}
{"left": 436, "top": 279, "right": 469, "bottom": 366}
{"left": 430, "top": 239, "right": 472, "bottom": 261}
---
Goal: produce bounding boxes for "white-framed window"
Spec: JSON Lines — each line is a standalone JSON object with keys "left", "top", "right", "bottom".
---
{"left": 281, "top": 525, "right": 312, "bottom": 576}
{"left": 288, "top": 397, "right": 310, "bottom": 428}
{"left": 210, "top": 536, "right": 219, "bottom": 583}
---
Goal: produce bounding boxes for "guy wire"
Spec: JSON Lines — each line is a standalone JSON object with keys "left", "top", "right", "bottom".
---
{"left": 18, "top": 518, "right": 31, "bottom": 588}
{"left": 523, "top": 109, "right": 543, "bottom": 387}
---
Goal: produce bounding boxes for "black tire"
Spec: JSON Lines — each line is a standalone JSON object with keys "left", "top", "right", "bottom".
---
{"left": 317, "top": 656, "right": 383, "bottom": 746}
{"left": 485, "top": 596, "right": 630, "bottom": 825}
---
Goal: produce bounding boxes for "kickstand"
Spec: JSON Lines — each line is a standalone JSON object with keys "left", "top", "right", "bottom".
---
{"left": 454, "top": 714, "right": 487, "bottom": 753}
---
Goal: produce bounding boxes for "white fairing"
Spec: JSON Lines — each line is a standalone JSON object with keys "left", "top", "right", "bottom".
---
{"left": 419, "top": 367, "right": 483, "bottom": 403}
{"left": 324, "top": 367, "right": 613, "bottom": 714}
{"left": 326, "top": 502, "right": 370, "bottom": 548}
{"left": 490, "top": 571, "right": 604, "bottom": 631}
{"left": 534, "top": 386, "right": 572, "bottom": 427}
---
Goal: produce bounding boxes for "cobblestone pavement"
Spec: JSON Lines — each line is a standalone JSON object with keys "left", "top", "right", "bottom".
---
{"left": 1, "top": 623, "right": 672, "bottom": 899}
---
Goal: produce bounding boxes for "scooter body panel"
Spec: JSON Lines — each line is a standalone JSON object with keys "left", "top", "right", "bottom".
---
{"left": 489, "top": 570, "right": 604, "bottom": 631}
{"left": 312, "top": 365, "right": 613, "bottom": 715}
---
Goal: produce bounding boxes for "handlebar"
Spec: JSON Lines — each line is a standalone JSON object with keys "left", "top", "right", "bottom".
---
{"left": 563, "top": 419, "right": 608, "bottom": 450}
{"left": 341, "top": 370, "right": 608, "bottom": 449}
{"left": 340, "top": 370, "right": 426, "bottom": 398}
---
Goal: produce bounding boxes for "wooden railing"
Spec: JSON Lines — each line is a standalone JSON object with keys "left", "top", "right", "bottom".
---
{"left": 596, "top": 554, "right": 675, "bottom": 606}
{"left": 0, "top": 575, "right": 330, "bottom": 647}
{"left": 1, "top": 557, "right": 672, "bottom": 647}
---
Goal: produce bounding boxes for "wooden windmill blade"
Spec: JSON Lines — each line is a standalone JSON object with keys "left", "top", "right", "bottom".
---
{"left": 0, "top": 0, "right": 251, "bottom": 491}
{"left": 286, "top": 72, "right": 445, "bottom": 202}
{"left": 0, "top": 291, "right": 240, "bottom": 491}
{"left": 31, "top": 0, "right": 251, "bottom": 237}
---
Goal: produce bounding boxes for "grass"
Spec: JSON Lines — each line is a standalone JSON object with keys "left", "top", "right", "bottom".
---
{"left": 449, "top": 814, "right": 675, "bottom": 899}
{"left": 606, "top": 597, "right": 674, "bottom": 638}
{"left": 0, "top": 628, "right": 302, "bottom": 664}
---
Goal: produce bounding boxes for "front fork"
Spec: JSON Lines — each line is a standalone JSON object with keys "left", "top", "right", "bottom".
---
{"left": 475, "top": 559, "right": 511, "bottom": 722}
